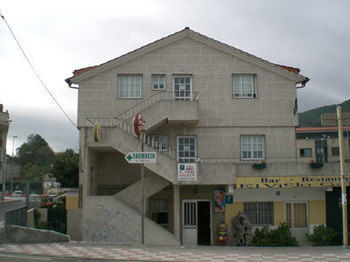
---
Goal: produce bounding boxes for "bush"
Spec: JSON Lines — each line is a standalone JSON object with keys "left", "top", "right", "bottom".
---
{"left": 34, "top": 209, "right": 41, "bottom": 227}
{"left": 306, "top": 224, "right": 340, "bottom": 246}
{"left": 36, "top": 221, "right": 54, "bottom": 230}
{"left": 250, "top": 223, "right": 299, "bottom": 246}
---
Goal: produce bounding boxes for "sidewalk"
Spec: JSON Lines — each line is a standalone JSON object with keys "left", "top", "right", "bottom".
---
{"left": 1, "top": 242, "right": 350, "bottom": 261}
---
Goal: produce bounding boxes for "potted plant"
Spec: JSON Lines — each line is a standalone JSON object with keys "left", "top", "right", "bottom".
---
{"left": 309, "top": 160, "right": 323, "bottom": 169}
{"left": 252, "top": 161, "right": 267, "bottom": 170}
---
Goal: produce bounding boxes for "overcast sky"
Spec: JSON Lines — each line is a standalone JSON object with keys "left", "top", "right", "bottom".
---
{"left": 1, "top": 0, "right": 349, "bottom": 154}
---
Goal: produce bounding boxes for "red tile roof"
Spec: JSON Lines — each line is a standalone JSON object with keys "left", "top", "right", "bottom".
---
{"left": 66, "top": 27, "right": 307, "bottom": 85}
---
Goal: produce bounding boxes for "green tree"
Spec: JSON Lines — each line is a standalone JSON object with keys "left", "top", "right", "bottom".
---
{"left": 17, "top": 134, "right": 55, "bottom": 179}
{"left": 21, "top": 163, "right": 42, "bottom": 182}
{"left": 51, "top": 149, "right": 79, "bottom": 187}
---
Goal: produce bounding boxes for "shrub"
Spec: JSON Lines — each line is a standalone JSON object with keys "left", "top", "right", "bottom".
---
{"left": 36, "top": 221, "right": 54, "bottom": 230}
{"left": 306, "top": 224, "right": 340, "bottom": 246}
{"left": 250, "top": 223, "right": 299, "bottom": 246}
{"left": 34, "top": 209, "right": 41, "bottom": 227}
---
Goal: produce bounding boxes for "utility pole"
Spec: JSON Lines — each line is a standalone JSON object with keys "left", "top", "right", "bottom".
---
{"left": 337, "top": 106, "right": 348, "bottom": 247}
{"left": 141, "top": 132, "right": 145, "bottom": 245}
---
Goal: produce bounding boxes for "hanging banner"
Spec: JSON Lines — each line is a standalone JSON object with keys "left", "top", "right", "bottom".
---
{"left": 235, "top": 175, "right": 350, "bottom": 189}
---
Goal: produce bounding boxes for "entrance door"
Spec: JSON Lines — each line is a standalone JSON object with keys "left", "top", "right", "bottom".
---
{"left": 286, "top": 202, "right": 308, "bottom": 245}
{"left": 182, "top": 200, "right": 211, "bottom": 245}
{"left": 197, "top": 201, "right": 211, "bottom": 245}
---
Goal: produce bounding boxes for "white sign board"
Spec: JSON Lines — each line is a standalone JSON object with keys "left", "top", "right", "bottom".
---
{"left": 178, "top": 163, "right": 197, "bottom": 181}
{"left": 125, "top": 152, "right": 157, "bottom": 163}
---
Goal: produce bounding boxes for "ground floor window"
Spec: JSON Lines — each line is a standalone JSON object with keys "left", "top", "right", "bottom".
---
{"left": 243, "top": 202, "right": 273, "bottom": 225}
{"left": 286, "top": 202, "right": 307, "bottom": 228}
{"left": 150, "top": 199, "right": 168, "bottom": 229}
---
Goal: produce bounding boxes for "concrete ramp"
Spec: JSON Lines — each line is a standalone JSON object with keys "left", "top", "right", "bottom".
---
{"left": 82, "top": 196, "right": 179, "bottom": 246}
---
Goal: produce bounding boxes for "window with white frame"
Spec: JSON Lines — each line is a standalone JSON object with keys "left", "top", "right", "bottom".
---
{"left": 243, "top": 202, "right": 273, "bottom": 225}
{"left": 152, "top": 135, "right": 168, "bottom": 152}
{"left": 233, "top": 75, "right": 256, "bottom": 98}
{"left": 173, "top": 76, "right": 192, "bottom": 100}
{"left": 177, "top": 136, "right": 196, "bottom": 163}
{"left": 152, "top": 75, "right": 165, "bottom": 90}
{"left": 241, "top": 135, "right": 265, "bottom": 160}
{"left": 118, "top": 75, "right": 141, "bottom": 98}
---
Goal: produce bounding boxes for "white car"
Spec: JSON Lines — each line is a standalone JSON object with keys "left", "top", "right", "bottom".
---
{"left": 12, "top": 191, "right": 23, "bottom": 197}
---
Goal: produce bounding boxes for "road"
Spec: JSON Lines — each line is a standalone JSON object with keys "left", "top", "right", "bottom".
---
{"left": 0, "top": 200, "right": 26, "bottom": 221}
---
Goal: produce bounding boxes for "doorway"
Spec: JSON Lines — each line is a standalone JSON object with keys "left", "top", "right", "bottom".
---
{"left": 182, "top": 200, "right": 211, "bottom": 245}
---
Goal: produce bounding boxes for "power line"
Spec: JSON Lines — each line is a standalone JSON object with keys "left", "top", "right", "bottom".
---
{"left": 1, "top": 12, "right": 78, "bottom": 130}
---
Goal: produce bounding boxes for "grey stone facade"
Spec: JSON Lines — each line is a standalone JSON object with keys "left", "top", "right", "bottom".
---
{"left": 67, "top": 28, "right": 321, "bottom": 245}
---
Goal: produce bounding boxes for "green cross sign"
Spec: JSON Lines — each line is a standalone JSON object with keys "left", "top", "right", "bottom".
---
{"left": 125, "top": 152, "right": 157, "bottom": 164}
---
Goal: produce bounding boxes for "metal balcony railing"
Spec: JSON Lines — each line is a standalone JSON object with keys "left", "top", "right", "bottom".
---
{"left": 116, "top": 91, "right": 199, "bottom": 122}
{"left": 87, "top": 117, "right": 178, "bottom": 160}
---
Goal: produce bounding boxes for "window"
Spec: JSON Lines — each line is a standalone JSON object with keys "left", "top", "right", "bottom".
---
{"left": 173, "top": 76, "right": 192, "bottom": 100}
{"left": 286, "top": 202, "right": 307, "bottom": 228}
{"left": 183, "top": 201, "right": 197, "bottom": 227}
{"left": 152, "top": 75, "right": 165, "bottom": 90}
{"left": 241, "top": 135, "right": 265, "bottom": 160}
{"left": 178, "top": 136, "right": 196, "bottom": 163}
{"left": 233, "top": 75, "right": 256, "bottom": 98}
{"left": 300, "top": 148, "right": 312, "bottom": 157}
{"left": 118, "top": 75, "right": 141, "bottom": 98}
{"left": 150, "top": 199, "right": 168, "bottom": 229}
{"left": 243, "top": 202, "right": 273, "bottom": 225}
{"left": 332, "top": 147, "right": 340, "bottom": 156}
{"left": 152, "top": 135, "right": 168, "bottom": 152}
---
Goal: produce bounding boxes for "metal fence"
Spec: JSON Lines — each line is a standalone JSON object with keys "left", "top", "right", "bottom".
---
{"left": 5, "top": 206, "right": 27, "bottom": 227}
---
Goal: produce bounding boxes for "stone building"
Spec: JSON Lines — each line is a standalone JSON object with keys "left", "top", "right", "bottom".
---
{"left": 0, "top": 104, "right": 10, "bottom": 197}
{"left": 66, "top": 28, "right": 346, "bottom": 246}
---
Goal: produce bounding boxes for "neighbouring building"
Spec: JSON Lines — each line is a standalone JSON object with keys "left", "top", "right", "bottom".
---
{"left": 296, "top": 121, "right": 350, "bottom": 240}
{"left": 0, "top": 104, "right": 10, "bottom": 196}
{"left": 66, "top": 28, "right": 348, "bottom": 246}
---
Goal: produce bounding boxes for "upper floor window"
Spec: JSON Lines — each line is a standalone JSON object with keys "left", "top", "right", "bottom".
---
{"left": 152, "top": 135, "right": 168, "bottom": 152}
{"left": 241, "top": 135, "right": 265, "bottom": 160}
{"left": 173, "top": 76, "right": 192, "bottom": 101}
{"left": 233, "top": 75, "right": 256, "bottom": 98}
{"left": 152, "top": 75, "right": 165, "bottom": 90}
{"left": 300, "top": 148, "right": 312, "bottom": 157}
{"left": 118, "top": 75, "right": 141, "bottom": 98}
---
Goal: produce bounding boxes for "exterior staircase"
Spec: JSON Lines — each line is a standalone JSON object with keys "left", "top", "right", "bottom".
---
{"left": 83, "top": 92, "right": 199, "bottom": 245}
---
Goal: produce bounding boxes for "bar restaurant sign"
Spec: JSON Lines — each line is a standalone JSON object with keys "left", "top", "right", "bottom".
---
{"left": 236, "top": 175, "right": 350, "bottom": 189}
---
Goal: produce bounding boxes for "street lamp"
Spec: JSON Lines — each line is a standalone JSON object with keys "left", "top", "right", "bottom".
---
{"left": 11, "top": 135, "right": 17, "bottom": 193}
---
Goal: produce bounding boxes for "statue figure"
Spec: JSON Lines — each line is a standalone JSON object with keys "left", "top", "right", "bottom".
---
{"left": 227, "top": 212, "right": 253, "bottom": 246}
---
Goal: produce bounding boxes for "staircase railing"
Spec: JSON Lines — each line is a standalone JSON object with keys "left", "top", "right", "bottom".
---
{"left": 87, "top": 117, "right": 178, "bottom": 160}
{"left": 116, "top": 91, "right": 198, "bottom": 122}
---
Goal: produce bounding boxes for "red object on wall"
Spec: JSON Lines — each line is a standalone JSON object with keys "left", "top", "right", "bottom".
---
{"left": 133, "top": 113, "right": 145, "bottom": 138}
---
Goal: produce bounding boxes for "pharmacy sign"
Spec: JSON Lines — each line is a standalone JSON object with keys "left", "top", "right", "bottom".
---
{"left": 125, "top": 152, "right": 157, "bottom": 163}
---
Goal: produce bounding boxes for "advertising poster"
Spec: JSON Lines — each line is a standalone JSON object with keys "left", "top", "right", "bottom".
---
{"left": 213, "top": 189, "right": 226, "bottom": 212}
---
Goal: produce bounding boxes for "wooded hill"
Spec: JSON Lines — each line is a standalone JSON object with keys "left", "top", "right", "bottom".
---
{"left": 299, "top": 99, "right": 350, "bottom": 127}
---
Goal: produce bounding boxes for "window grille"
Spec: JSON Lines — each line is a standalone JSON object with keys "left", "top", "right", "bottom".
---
{"left": 152, "top": 135, "right": 168, "bottom": 152}
{"left": 183, "top": 202, "right": 197, "bottom": 227}
{"left": 150, "top": 199, "right": 168, "bottom": 213}
{"left": 243, "top": 202, "right": 273, "bottom": 225}
{"left": 119, "top": 75, "right": 141, "bottom": 98}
